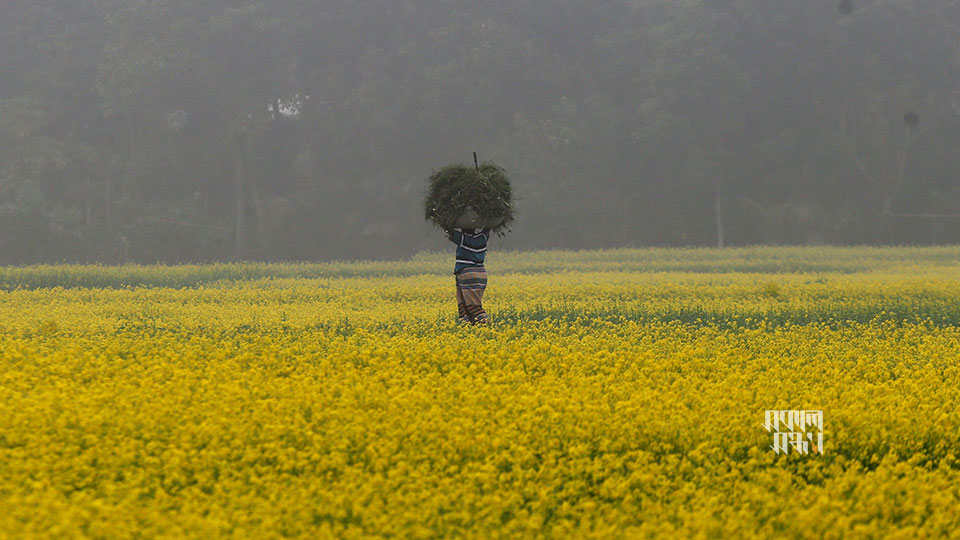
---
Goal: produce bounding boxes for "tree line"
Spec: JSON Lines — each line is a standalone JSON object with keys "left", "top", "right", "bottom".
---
{"left": 1, "top": 0, "right": 959, "bottom": 264}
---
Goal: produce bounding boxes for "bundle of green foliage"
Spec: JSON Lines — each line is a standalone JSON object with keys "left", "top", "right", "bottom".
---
{"left": 424, "top": 163, "right": 514, "bottom": 233}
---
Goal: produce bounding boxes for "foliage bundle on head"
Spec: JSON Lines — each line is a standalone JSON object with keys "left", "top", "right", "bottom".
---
{"left": 424, "top": 162, "right": 514, "bottom": 234}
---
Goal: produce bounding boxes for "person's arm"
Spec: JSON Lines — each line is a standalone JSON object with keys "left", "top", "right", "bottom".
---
{"left": 446, "top": 228, "right": 463, "bottom": 245}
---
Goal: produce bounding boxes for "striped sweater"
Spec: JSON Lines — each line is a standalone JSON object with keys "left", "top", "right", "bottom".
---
{"left": 447, "top": 228, "right": 489, "bottom": 274}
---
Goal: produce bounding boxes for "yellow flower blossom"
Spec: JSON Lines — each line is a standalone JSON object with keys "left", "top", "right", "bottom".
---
{"left": 1, "top": 248, "right": 959, "bottom": 538}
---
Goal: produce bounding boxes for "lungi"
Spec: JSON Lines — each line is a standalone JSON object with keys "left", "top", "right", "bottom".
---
{"left": 455, "top": 266, "right": 489, "bottom": 323}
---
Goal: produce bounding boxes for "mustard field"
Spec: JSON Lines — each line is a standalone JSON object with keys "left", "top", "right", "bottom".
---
{"left": 2, "top": 247, "right": 960, "bottom": 539}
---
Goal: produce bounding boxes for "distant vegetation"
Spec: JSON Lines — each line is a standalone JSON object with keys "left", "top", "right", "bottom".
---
{"left": 2, "top": 246, "right": 959, "bottom": 291}
{"left": 1, "top": 1, "right": 959, "bottom": 263}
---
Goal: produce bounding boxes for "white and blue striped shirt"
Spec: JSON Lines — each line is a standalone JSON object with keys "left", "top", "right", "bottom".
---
{"left": 447, "top": 228, "right": 489, "bottom": 274}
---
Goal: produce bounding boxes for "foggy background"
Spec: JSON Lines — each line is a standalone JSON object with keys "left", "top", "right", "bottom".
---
{"left": 1, "top": 0, "right": 959, "bottom": 264}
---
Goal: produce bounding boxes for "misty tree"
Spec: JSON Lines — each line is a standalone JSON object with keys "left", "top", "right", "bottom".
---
{"left": 1, "top": 0, "right": 960, "bottom": 263}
